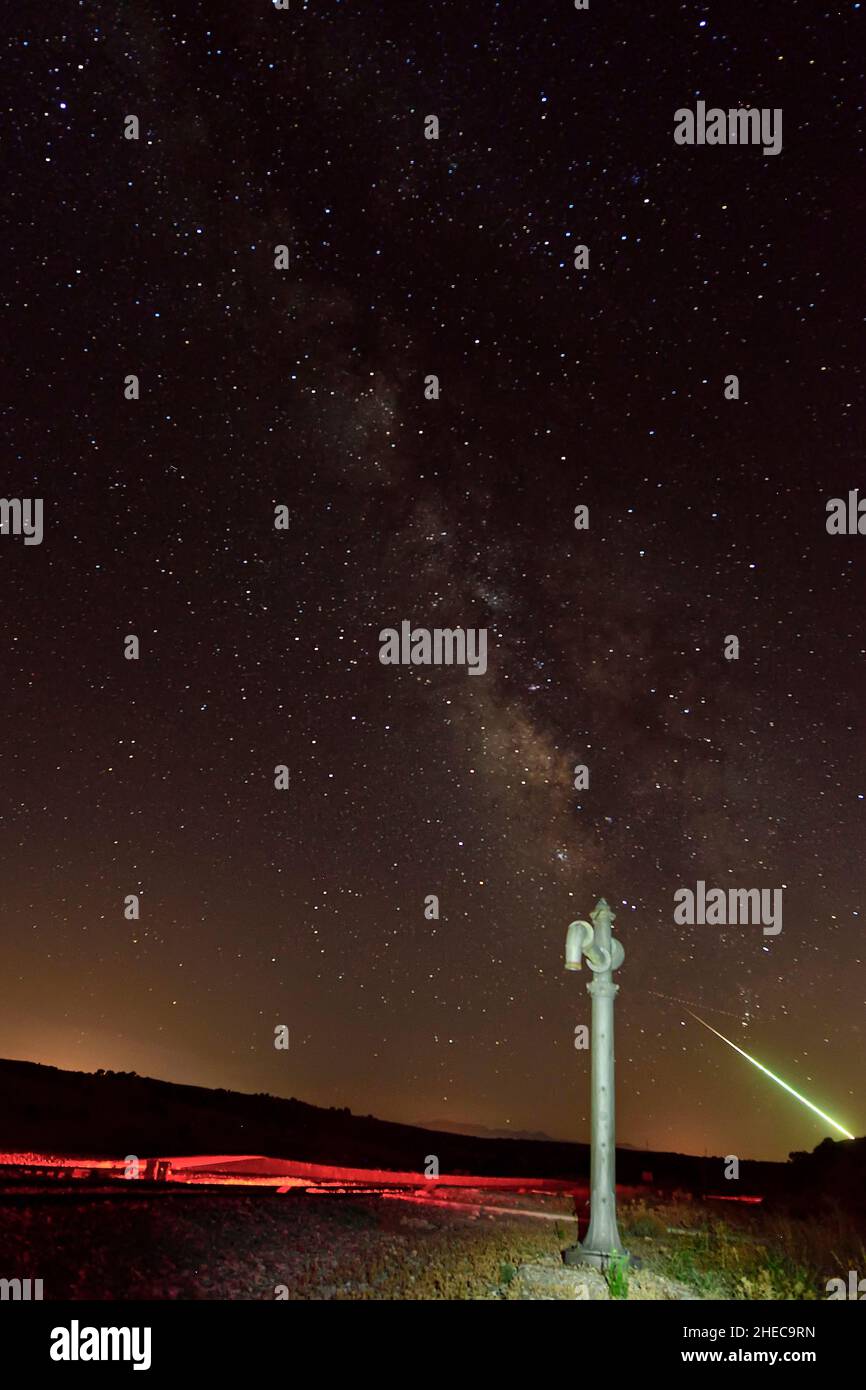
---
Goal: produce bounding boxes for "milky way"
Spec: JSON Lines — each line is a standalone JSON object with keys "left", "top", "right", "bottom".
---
{"left": 2, "top": 1, "right": 862, "bottom": 1160}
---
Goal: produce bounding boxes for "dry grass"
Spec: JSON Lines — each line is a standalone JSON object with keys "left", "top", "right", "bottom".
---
{"left": 619, "top": 1195, "right": 866, "bottom": 1300}
{"left": 1, "top": 1188, "right": 860, "bottom": 1300}
{"left": 0, "top": 1190, "right": 573, "bottom": 1300}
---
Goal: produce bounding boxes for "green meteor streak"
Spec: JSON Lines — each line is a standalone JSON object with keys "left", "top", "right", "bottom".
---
{"left": 687, "top": 1011, "right": 855, "bottom": 1141}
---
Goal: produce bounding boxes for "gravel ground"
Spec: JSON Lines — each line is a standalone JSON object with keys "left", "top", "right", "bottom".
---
{"left": 0, "top": 1189, "right": 702, "bottom": 1300}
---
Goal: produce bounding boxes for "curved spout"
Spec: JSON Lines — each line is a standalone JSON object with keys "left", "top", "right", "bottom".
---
{"left": 565, "top": 919, "right": 593, "bottom": 970}
{"left": 566, "top": 916, "right": 620, "bottom": 972}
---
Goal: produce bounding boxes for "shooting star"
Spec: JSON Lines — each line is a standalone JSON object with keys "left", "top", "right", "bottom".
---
{"left": 687, "top": 1011, "right": 855, "bottom": 1141}
{"left": 650, "top": 989, "right": 759, "bottom": 1023}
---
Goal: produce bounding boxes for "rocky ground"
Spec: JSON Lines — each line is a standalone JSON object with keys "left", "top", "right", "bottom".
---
{"left": 504, "top": 1255, "right": 698, "bottom": 1300}
{"left": 0, "top": 1187, "right": 589, "bottom": 1299}
{"left": 0, "top": 1185, "right": 835, "bottom": 1300}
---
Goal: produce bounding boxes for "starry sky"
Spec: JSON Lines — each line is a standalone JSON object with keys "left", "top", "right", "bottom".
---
{"left": 2, "top": 2, "right": 863, "bottom": 1162}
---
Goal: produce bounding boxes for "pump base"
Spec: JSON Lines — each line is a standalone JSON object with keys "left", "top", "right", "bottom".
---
{"left": 563, "top": 1244, "right": 630, "bottom": 1272}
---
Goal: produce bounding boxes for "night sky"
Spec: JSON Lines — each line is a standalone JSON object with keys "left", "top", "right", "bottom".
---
{"left": 3, "top": 2, "right": 863, "bottom": 1163}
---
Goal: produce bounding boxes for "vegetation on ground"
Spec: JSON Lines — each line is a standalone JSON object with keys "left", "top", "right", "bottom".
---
{"left": 619, "top": 1195, "right": 866, "bottom": 1300}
